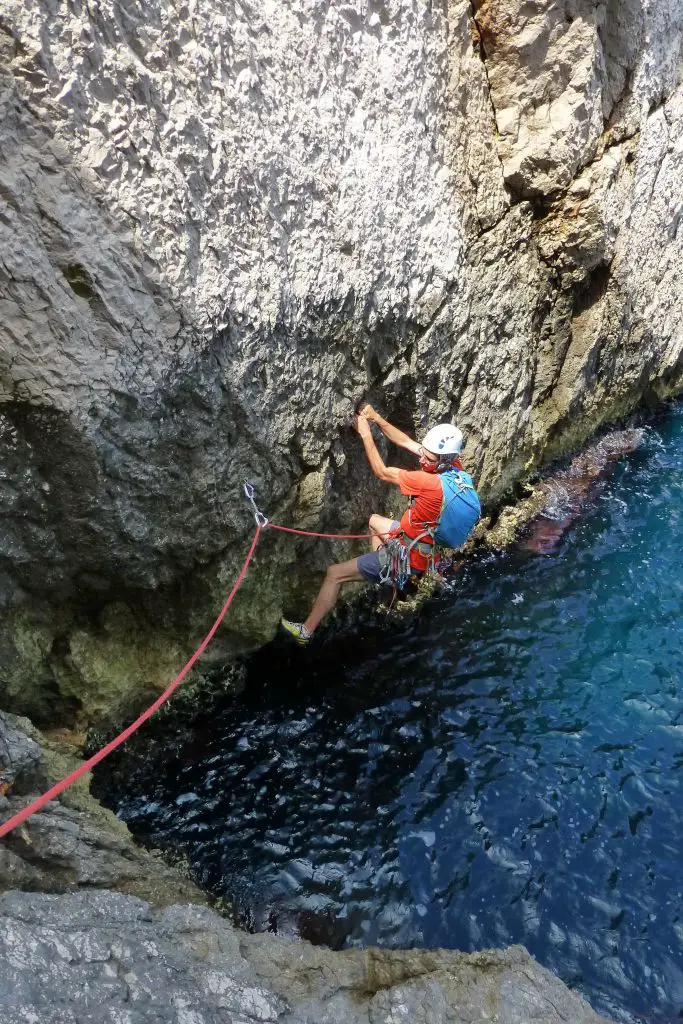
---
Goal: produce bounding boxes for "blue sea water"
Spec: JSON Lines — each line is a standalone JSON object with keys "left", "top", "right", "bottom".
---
{"left": 108, "top": 402, "right": 683, "bottom": 1024}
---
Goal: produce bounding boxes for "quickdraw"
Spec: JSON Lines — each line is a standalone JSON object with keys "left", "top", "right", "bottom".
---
{"left": 378, "top": 527, "right": 458, "bottom": 591}
{"left": 243, "top": 482, "right": 269, "bottom": 528}
{"left": 379, "top": 536, "right": 411, "bottom": 591}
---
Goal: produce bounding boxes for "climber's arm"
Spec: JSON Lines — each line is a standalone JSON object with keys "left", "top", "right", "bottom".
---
{"left": 359, "top": 404, "right": 421, "bottom": 456}
{"left": 355, "top": 415, "right": 401, "bottom": 485}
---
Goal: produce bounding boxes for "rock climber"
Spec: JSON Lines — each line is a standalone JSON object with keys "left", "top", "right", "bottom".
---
{"left": 280, "top": 404, "right": 474, "bottom": 645}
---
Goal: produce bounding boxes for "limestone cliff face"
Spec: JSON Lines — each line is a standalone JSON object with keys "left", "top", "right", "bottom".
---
{"left": 0, "top": 0, "right": 681, "bottom": 720}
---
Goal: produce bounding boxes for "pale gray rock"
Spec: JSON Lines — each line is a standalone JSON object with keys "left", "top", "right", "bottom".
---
{"left": 0, "top": 0, "right": 681, "bottom": 719}
{"left": 470, "top": 0, "right": 683, "bottom": 197}
{"left": 0, "top": 890, "right": 612, "bottom": 1024}
{"left": 0, "top": 711, "right": 41, "bottom": 791}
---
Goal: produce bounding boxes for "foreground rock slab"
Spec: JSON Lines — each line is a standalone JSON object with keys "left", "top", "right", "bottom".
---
{"left": 0, "top": 889, "right": 611, "bottom": 1024}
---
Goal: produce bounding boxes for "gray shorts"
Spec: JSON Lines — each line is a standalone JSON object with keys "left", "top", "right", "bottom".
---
{"left": 356, "top": 521, "right": 400, "bottom": 583}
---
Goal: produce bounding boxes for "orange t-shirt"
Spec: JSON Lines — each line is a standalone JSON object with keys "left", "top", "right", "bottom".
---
{"left": 397, "top": 469, "right": 444, "bottom": 572}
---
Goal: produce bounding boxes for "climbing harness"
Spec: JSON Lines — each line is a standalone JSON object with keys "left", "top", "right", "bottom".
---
{"left": 379, "top": 536, "right": 411, "bottom": 591}
{"left": 0, "top": 485, "right": 373, "bottom": 842}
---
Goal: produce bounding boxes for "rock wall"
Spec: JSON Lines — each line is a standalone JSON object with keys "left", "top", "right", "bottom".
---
{"left": 0, "top": 711, "right": 206, "bottom": 901}
{"left": 0, "top": 0, "right": 682, "bottom": 721}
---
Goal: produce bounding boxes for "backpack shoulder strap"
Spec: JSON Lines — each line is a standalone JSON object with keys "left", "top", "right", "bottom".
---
{"left": 442, "top": 468, "right": 477, "bottom": 492}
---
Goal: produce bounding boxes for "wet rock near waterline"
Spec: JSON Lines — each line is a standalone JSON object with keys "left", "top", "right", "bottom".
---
{"left": 477, "top": 427, "right": 646, "bottom": 555}
{"left": 520, "top": 427, "right": 646, "bottom": 554}
{"left": 0, "top": 889, "right": 612, "bottom": 1024}
{"left": 0, "top": 795, "right": 202, "bottom": 901}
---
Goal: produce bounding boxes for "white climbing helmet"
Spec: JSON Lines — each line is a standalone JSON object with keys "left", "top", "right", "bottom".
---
{"left": 421, "top": 423, "right": 464, "bottom": 457}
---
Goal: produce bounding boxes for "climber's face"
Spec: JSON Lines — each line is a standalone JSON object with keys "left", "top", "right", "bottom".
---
{"left": 419, "top": 446, "right": 440, "bottom": 473}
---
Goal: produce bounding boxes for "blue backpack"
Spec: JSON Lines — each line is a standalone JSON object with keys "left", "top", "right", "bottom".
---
{"left": 433, "top": 468, "right": 481, "bottom": 549}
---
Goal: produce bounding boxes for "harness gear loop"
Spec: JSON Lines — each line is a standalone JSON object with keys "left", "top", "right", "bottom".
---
{"left": 379, "top": 536, "right": 411, "bottom": 591}
{"left": 243, "top": 481, "right": 269, "bottom": 528}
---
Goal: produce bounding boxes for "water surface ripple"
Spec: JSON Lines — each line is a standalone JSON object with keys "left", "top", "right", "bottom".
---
{"left": 109, "top": 404, "right": 683, "bottom": 1024}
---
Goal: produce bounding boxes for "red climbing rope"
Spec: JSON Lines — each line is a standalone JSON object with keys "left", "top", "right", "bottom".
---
{"left": 0, "top": 487, "right": 381, "bottom": 841}
{"left": 242, "top": 482, "right": 375, "bottom": 540}
{"left": 268, "top": 523, "right": 374, "bottom": 539}
{"left": 0, "top": 526, "right": 263, "bottom": 841}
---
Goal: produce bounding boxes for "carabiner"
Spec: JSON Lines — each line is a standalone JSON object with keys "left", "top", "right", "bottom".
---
{"left": 243, "top": 481, "right": 269, "bottom": 528}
